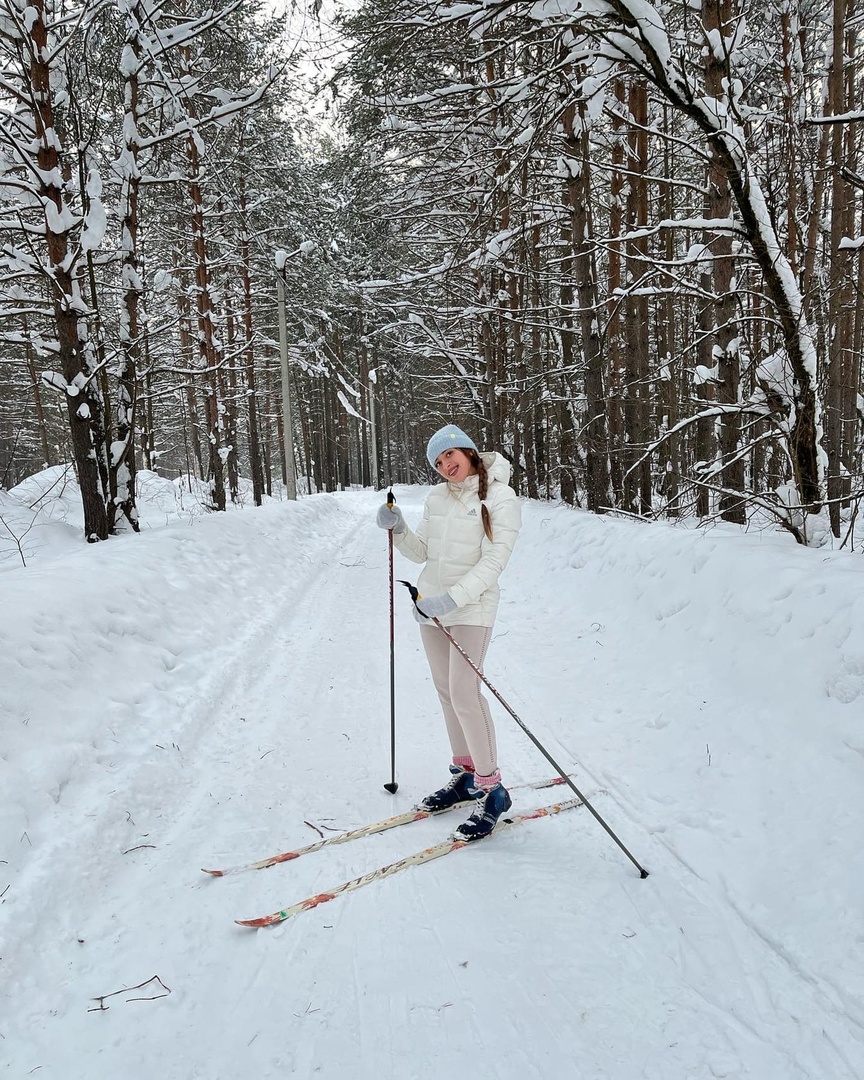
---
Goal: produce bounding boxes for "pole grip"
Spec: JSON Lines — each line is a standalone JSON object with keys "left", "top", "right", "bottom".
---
{"left": 398, "top": 580, "right": 421, "bottom": 605}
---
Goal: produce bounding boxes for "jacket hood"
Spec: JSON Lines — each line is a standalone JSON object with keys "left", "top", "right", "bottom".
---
{"left": 482, "top": 451, "right": 512, "bottom": 487}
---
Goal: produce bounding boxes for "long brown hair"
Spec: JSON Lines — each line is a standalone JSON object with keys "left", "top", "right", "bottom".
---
{"left": 465, "top": 449, "right": 493, "bottom": 540}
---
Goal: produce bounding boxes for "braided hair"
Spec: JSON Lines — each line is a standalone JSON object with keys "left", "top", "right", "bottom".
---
{"left": 465, "top": 449, "right": 493, "bottom": 540}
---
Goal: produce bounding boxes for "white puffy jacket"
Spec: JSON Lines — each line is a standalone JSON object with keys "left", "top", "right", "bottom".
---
{"left": 394, "top": 452, "right": 522, "bottom": 627}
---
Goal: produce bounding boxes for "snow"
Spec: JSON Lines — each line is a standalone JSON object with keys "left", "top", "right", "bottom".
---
{"left": 693, "top": 363, "right": 719, "bottom": 385}
{"left": 152, "top": 268, "right": 175, "bottom": 292}
{"left": 80, "top": 172, "right": 107, "bottom": 253}
{"left": 120, "top": 44, "right": 140, "bottom": 78}
{"left": 40, "top": 369, "right": 74, "bottom": 396}
{"left": 44, "top": 198, "right": 78, "bottom": 235}
{"left": 336, "top": 389, "right": 367, "bottom": 421}
{"left": 1, "top": 477, "right": 863, "bottom": 1078}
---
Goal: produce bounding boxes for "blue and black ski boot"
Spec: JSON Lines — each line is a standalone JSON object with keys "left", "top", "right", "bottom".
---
{"left": 454, "top": 783, "right": 512, "bottom": 841}
{"left": 417, "top": 765, "right": 483, "bottom": 813}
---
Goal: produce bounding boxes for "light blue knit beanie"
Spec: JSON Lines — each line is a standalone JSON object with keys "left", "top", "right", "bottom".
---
{"left": 426, "top": 424, "right": 479, "bottom": 468}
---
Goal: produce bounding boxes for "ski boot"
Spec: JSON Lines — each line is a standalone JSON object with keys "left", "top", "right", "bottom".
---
{"left": 454, "top": 782, "right": 512, "bottom": 842}
{"left": 417, "top": 765, "right": 483, "bottom": 813}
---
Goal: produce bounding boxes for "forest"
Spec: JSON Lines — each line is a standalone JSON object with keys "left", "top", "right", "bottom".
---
{"left": 1, "top": 0, "right": 862, "bottom": 548}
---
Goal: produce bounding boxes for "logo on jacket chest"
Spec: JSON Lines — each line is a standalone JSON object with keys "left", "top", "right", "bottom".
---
{"left": 466, "top": 508, "right": 477, "bottom": 516}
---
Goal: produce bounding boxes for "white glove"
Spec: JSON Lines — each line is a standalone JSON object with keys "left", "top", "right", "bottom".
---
{"left": 376, "top": 503, "right": 406, "bottom": 533}
{"left": 416, "top": 593, "right": 458, "bottom": 620}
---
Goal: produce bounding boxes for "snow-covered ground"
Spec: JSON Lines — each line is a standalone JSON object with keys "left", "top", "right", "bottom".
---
{"left": 1, "top": 472, "right": 863, "bottom": 1079}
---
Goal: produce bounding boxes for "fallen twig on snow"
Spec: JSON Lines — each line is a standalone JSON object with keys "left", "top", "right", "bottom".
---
{"left": 88, "top": 975, "right": 171, "bottom": 1012}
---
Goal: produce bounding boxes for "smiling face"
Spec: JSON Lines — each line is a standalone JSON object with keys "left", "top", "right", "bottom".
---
{"left": 434, "top": 448, "right": 477, "bottom": 484}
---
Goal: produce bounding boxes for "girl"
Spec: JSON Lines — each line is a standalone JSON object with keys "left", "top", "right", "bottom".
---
{"left": 376, "top": 424, "right": 522, "bottom": 841}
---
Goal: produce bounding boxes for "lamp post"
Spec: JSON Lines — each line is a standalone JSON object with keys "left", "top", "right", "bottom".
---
{"left": 368, "top": 366, "right": 379, "bottom": 488}
{"left": 275, "top": 270, "right": 297, "bottom": 500}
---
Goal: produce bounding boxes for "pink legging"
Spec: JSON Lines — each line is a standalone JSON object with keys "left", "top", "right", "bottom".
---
{"left": 420, "top": 623, "right": 498, "bottom": 778}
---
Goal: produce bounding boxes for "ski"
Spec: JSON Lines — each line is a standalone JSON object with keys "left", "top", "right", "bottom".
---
{"left": 202, "top": 774, "right": 577, "bottom": 877}
{"left": 236, "top": 796, "right": 586, "bottom": 928}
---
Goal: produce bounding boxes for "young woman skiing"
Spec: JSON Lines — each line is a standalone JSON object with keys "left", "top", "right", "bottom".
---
{"left": 376, "top": 424, "right": 522, "bottom": 841}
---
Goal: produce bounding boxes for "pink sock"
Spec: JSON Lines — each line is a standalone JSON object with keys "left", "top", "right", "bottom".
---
{"left": 473, "top": 770, "right": 502, "bottom": 791}
{"left": 452, "top": 756, "right": 475, "bottom": 772}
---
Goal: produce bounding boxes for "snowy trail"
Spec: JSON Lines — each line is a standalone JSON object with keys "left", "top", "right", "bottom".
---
{"left": 2, "top": 490, "right": 863, "bottom": 1079}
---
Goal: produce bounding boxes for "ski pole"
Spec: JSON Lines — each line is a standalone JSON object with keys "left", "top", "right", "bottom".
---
{"left": 383, "top": 489, "right": 398, "bottom": 793}
{"left": 398, "top": 580, "right": 648, "bottom": 878}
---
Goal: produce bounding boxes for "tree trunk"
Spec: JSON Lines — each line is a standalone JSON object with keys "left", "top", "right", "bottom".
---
{"left": 704, "top": 0, "right": 744, "bottom": 524}
{"left": 181, "top": 46, "right": 225, "bottom": 511}
{"left": 109, "top": 0, "right": 148, "bottom": 534}
{"left": 564, "top": 89, "right": 611, "bottom": 511}
{"left": 828, "top": 2, "right": 858, "bottom": 530}
{"left": 607, "top": 78, "right": 626, "bottom": 505}
{"left": 623, "top": 78, "right": 651, "bottom": 515}
{"left": 29, "top": 0, "right": 108, "bottom": 540}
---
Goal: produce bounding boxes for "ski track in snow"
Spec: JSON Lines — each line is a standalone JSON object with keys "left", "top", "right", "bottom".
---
{"left": 1, "top": 488, "right": 862, "bottom": 1079}
{"left": 537, "top": 657, "right": 861, "bottom": 1079}
{"left": 559, "top": 726, "right": 864, "bottom": 1062}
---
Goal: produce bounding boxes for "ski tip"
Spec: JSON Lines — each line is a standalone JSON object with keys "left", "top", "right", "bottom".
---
{"left": 236, "top": 915, "right": 278, "bottom": 928}
{"left": 201, "top": 868, "right": 223, "bottom": 877}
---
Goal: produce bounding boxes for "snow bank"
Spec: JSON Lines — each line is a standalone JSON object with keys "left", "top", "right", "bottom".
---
{"left": 0, "top": 493, "right": 354, "bottom": 889}
{"left": 503, "top": 505, "right": 864, "bottom": 1032}
{"left": 523, "top": 509, "right": 864, "bottom": 705}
